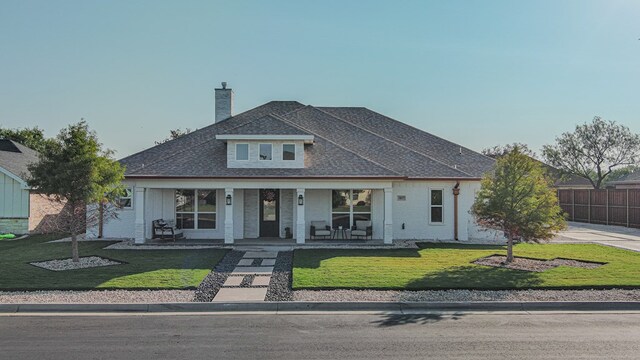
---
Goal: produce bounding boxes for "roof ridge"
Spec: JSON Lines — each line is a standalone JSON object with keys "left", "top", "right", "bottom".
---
{"left": 270, "top": 111, "right": 402, "bottom": 176}
{"left": 220, "top": 113, "right": 311, "bottom": 135}
{"left": 312, "top": 107, "right": 474, "bottom": 177}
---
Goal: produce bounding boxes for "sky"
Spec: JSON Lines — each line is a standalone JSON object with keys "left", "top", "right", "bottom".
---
{"left": 1, "top": 0, "right": 639, "bottom": 158}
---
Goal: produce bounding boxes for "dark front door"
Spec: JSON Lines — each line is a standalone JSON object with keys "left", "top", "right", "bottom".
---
{"left": 259, "top": 189, "right": 279, "bottom": 237}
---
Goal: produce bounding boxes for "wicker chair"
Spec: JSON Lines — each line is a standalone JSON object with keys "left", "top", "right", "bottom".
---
{"left": 310, "top": 221, "right": 331, "bottom": 240}
{"left": 351, "top": 220, "right": 372, "bottom": 240}
{"left": 152, "top": 219, "right": 184, "bottom": 241}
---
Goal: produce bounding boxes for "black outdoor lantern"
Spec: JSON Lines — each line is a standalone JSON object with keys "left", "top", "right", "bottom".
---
{"left": 298, "top": 194, "right": 304, "bottom": 206}
{"left": 226, "top": 194, "right": 232, "bottom": 206}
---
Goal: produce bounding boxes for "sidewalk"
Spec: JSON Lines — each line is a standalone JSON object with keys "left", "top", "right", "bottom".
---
{"left": 553, "top": 222, "right": 640, "bottom": 252}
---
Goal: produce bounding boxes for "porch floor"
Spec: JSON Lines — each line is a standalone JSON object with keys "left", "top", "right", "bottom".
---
{"left": 144, "top": 238, "right": 386, "bottom": 246}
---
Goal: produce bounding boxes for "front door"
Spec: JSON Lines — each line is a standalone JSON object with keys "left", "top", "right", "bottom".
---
{"left": 259, "top": 189, "right": 279, "bottom": 237}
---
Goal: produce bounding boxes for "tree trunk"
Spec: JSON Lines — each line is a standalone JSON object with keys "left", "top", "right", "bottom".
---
{"left": 71, "top": 232, "right": 79, "bottom": 263}
{"left": 506, "top": 237, "right": 514, "bottom": 263}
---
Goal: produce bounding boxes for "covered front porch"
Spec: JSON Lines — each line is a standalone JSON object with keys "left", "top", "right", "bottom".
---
{"left": 130, "top": 179, "right": 394, "bottom": 245}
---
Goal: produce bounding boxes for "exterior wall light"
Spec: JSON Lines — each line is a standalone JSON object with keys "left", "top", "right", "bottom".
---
{"left": 298, "top": 194, "right": 304, "bottom": 206}
{"left": 226, "top": 194, "right": 232, "bottom": 206}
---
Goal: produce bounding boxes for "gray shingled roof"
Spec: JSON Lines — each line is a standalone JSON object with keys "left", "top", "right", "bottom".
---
{"left": 121, "top": 101, "right": 495, "bottom": 179}
{"left": 609, "top": 169, "right": 640, "bottom": 184}
{"left": 0, "top": 139, "right": 39, "bottom": 181}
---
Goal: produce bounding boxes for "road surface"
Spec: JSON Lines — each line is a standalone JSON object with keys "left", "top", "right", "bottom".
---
{"left": 1, "top": 312, "right": 639, "bottom": 359}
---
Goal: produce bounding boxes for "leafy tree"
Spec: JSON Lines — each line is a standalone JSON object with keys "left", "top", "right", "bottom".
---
{"left": 542, "top": 117, "right": 640, "bottom": 189}
{"left": 27, "top": 122, "right": 125, "bottom": 262}
{"left": 472, "top": 147, "right": 566, "bottom": 263}
{"left": 0, "top": 126, "right": 54, "bottom": 152}
{"left": 155, "top": 128, "right": 193, "bottom": 145}
{"left": 482, "top": 143, "right": 536, "bottom": 159}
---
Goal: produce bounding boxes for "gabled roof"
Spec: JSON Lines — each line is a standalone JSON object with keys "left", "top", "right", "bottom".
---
{"left": 608, "top": 169, "right": 640, "bottom": 185}
{"left": 120, "top": 101, "right": 495, "bottom": 179}
{"left": 0, "top": 139, "right": 39, "bottom": 182}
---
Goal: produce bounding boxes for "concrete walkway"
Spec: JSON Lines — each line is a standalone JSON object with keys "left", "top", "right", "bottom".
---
{"left": 212, "top": 250, "right": 278, "bottom": 302}
{"left": 553, "top": 222, "right": 640, "bottom": 252}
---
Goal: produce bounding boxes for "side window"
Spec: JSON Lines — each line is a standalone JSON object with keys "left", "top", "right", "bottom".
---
{"left": 118, "top": 187, "right": 133, "bottom": 209}
{"left": 282, "top": 144, "right": 295, "bottom": 161}
{"left": 430, "top": 189, "right": 443, "bottom": 223}
{"left": 236, "top": 143, "right": 249, "bottom": 160}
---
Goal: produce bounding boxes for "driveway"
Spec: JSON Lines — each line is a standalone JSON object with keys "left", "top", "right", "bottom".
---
{"left": 553, "top": 222, "right": 640, "bottom": 252}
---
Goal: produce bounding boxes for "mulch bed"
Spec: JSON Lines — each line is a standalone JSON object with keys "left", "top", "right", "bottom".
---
{"left": 474, "top": 255, "right": 604, "bottom": 272}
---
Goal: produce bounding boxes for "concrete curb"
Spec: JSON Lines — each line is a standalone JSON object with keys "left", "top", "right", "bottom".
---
{"left": 1, "top": 301, "right": 640, "bottom": 314}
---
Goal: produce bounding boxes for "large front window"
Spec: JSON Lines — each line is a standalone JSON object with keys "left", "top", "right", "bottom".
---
{"left": 331, "top": 189, "right": 372, "bottom": 229}
{"left": 176, "top": 189, "right": 216, "bottom": 229}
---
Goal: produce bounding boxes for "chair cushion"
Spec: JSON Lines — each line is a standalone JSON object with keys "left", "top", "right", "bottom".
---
{"left": 351, "top": 229, "right": 367, "bottom": 236}
{"left": 355, "top": 221, "right": 372, "bottom": 230}
{"left": 311, "top": 221, "right": 327, "bottom": 229}
{"left": 315, "top": 230, "right": 331, "bottom": 236}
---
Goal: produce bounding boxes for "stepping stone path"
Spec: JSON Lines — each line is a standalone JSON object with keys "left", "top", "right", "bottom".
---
{"left": 212, "top": 250, "right": 278, "bottom": 302}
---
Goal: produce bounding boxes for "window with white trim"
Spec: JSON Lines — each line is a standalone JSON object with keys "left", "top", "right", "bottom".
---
{"left": 282, "top": 144, "right": 295, "bottom": 160}
{"left": 259, "top": 143, "right": 272, "bottom": 160}
{"left": 117, "top": 187, "right": 133, "bottom": 209}
{"left": 429, "top": 189, "right": 444, "bottom": 223}
{"left": 331, "top": 189, "right": 372, "bottom": 229}
{"left": 175, "top": 189, "right": 216, "bottom": 229}
{"left": 236, "top": 143, "right": 249, "bottom": 160}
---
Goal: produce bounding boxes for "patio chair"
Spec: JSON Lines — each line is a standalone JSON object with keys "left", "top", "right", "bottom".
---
{"left": 152, "top": 219, "right": 184, "bottom": 242}
{"left": 310, "top": 221, "right": 331, "bottom": 240}
{"left": 351, "top": 220, "right": 372, "bottom": 240}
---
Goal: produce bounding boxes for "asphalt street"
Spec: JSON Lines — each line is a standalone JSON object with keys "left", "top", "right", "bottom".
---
{"left": 1, "top": 312, "right": 639, "bottom": 359}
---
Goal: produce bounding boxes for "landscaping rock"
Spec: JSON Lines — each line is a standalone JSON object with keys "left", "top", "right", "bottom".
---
{"left": 194, "top": 250, "right": 245, "bottom": 302}
{"left": 265, "top": 251, "right": 293, "bottom": 301}
{"left": 30, "top": 256, "right": 122, "bottom": 271}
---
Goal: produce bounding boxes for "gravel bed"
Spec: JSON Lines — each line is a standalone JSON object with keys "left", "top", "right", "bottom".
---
{"left": 194, "top": 250, "right": 245, "bottom": 302}
{"left": 474, "top": 255, "right": 604, "bottom": 272}
{"left": 293, "top": 288, "right": 640, "bottom": 302}
{"left": 104, "top": 240, "right": 224, "bottom": 250}
{"left": 265, "top": 251, "right": 293, "bottom": 301}
{"left": 30, "top": 256, "right": 123, "bottom": 271}
{"left": 0, "top": 290, "right": 194, "bottom": 303}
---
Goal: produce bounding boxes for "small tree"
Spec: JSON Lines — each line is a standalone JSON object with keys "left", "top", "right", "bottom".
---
{"left": 155, "top": 128, "right": 193, "bottom": 145}
{"left": 27, "top": 122, "right": 124, "bottom": 262}
{"left": 482, "top": 142, "right": 536, "bottom": 159}
{"left": 542, "top": 117, "right": 640, "bottom": 189}
{"left": 472, "top": 147, "right": 566, "bottom": 263}
{"left": 0, "top": 126, "right": 54, "bottom": 152}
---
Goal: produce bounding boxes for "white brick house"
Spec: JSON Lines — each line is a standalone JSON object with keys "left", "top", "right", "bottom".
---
{"left": 92, "top": 83, "right": 496, "bottom": 244}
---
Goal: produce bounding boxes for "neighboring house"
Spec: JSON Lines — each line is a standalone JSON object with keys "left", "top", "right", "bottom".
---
{"left": 92, "top": 83, "right": 496, "bottom": 244}
{"left": 607, "top": 169, "right": 640, "bottom": 189}
{"left": 554, "top": 174, "right": 593, "bottom": 190}
{"left": 0, "top": 139, "right": 65, "bottom": 234}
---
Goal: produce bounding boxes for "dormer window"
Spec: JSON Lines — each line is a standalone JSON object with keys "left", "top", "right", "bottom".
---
{"left": 283, "top": 144, "right": 295, "bottom": 161}
{"left": 259, "top": 143, "right": 272, "bottom": 160}
{"left": 236, "top": 143, "right": 249, "bottom": 161}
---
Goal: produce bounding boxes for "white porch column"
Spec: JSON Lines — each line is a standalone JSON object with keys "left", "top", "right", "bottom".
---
{"left": 296, "top": 188, "right": 306, "bottom": 244}
{"left": 134, "top": 187, "right": 146, "bottom": 244}
{"left": 224, "top": 188, "right": 234, "bottom": 244}
{"left": 384, "top": 187, "right": 393, "bottom": 244}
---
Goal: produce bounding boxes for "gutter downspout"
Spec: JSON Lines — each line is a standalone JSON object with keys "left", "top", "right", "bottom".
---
{"left": 453, "top": 181, "right": 460, "bottom": 241}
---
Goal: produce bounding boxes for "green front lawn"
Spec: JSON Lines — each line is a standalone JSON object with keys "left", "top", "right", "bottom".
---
{"left": 0, "top": 234, "right": 227, "bottom": 290}
{"left": 293, "top": 243, "right": 640, "bottom": 290}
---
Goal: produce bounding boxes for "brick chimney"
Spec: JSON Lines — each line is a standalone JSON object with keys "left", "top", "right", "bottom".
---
{"left": 215, "top": 82, "right": 233, "bottom": 122}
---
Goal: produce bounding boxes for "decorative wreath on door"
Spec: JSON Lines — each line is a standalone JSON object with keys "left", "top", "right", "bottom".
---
{"left": 261, "top": 189, "right": 278, "bottom": 202}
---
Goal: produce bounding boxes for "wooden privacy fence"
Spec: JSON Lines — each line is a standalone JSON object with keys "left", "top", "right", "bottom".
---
{"left": 558, "top": 189, "right": 640, "bottom": 228}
